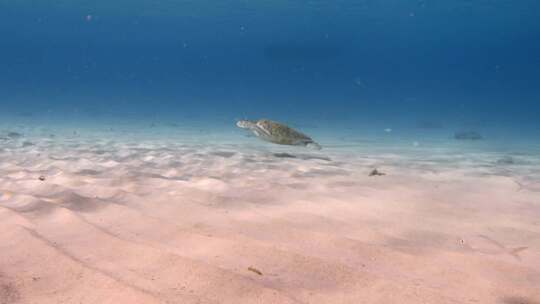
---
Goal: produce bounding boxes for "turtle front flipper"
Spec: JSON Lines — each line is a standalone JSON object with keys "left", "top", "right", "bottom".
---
{"left": 237, "top": 119, "right": 273, "bottom": 142}
{"left": 252, "top": 127, "right": 275, "bottom": 143}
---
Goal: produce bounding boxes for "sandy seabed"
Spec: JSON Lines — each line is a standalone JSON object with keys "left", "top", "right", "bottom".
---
{"left": 1, "top": 128, "right": 540, "bottom": 304}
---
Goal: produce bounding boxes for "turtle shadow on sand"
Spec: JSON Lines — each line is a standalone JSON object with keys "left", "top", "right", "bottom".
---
{"left": 454, "top": 131, "right": 483, "bottom": 140}
{"left": 0, "top": 131, "right": 23, "bottom": 140}
{"left": 496, "top": 156, "right": 516, "bottom": 165}
{"left": 272, "top": 152, "right": 331, "bottom": 161}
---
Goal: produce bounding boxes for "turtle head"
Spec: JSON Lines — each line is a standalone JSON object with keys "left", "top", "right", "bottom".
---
{"left": 236, "top": 120, "right": 256, "bottom": 129}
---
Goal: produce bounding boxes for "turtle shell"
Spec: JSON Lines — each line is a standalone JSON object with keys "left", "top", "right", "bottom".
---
{"left": 256, "top": 119, "right": 313, "bottom": 145}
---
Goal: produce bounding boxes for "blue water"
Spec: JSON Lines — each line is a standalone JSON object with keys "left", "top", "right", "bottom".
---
{"left": 2, "top": 1, "right": 540, "bottom": 147}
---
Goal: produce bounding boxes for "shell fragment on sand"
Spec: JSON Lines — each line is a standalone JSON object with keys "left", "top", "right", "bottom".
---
{"left": 248, "top": 266, "right": 263, "bottom": 276}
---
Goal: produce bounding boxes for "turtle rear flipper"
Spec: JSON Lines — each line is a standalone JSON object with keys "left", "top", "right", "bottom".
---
{"left": 306, "top": 142, "right": 322, "bottom": 150}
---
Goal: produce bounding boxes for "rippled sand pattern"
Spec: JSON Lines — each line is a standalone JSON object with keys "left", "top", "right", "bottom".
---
{"left": 1, "top": 132, "right": 540, "bottom": 303}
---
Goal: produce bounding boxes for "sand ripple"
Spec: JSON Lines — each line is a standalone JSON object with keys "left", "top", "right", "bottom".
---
{"left": 1, "top": 133, "right": 539, "bottom": 303}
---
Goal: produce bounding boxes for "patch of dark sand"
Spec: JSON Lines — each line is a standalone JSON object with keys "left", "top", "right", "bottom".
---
{"left": 200, "top": 194, "right": 275, "bottom": 208}
{"left": 242, "top": 157, "right": 258, "bottom": 163}
{"left": 210, "top": 151, "right": 237, "bottom": 158}
{"left": 167, "top": 160, "right": 184, "bottom": 168}
{"left": 285, "top": 182, "right": 310, "bottom": 190}
{"left": 496, "top": 156, "right": 532, "bottom": 166}
{"left": 497, "top": 156, "right": 516, "bottom": 165}
{"left": 92, "top": 149, "right": 109, "bottom": 155}
{"left": 292, "top": 168, "right": 350, "bottom": 178}
{"left": 76, "top": 169, "right": 103, "bottom": 176}
{"left": 0, "top": 280, "right": 20, "bottom": 304}
{"left": 501, "top": 296, "right": 540, "bottom": 304}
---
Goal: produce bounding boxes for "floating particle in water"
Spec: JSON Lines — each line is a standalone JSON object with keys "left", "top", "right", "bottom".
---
{"left": 354, "top": 77, "right": 367, "bottom": 88}
{"left": 384, "top": 128, "right": 392, "bottom": 133}
{"left": 86, "top": 15, "right": 93, "bottom": 22}
{"left": 413, "top": 141, "right": 420, "bottom": 147}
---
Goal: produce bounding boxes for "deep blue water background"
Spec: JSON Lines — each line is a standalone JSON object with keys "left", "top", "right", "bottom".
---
{"left": 1, "top": 1, "right": 540, "bottom": 141}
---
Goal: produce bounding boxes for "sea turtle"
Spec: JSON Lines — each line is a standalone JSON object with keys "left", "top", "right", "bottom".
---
{"left": 237, "top": 119, "right": 321, "bottom": 150}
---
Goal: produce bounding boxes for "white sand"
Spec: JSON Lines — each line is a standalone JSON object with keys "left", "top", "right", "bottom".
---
{"left": 1, "top": 128, "right": 539, "bottom": 304}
